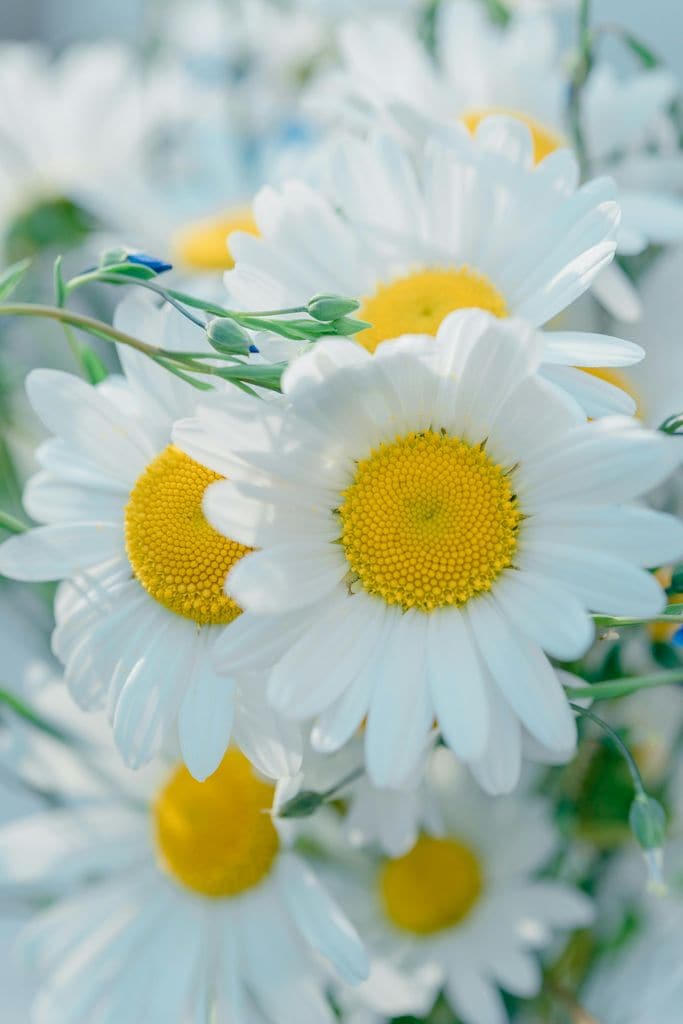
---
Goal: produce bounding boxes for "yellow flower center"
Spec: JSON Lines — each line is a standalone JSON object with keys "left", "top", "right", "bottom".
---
{"left": 125, "top": 445, "right": 250, "bottom": 625}
{"left": 172, "top": 207, "right": 258, "bottom": 271}
{"left": 581, "top": 367, "right": 643, "bottom": 419}
{"left": 356, "top": 267, "right": 508, "bottom": 353}
{"left": 380, "top": 835, "right": 483, "bottom": 934}
{"left": 339, "top": 430, "right": 521, "bottom": 612}
{"left": 153, "top": 748, "right": 279, "bottom": 898}
{"left": 461, "top": 108, "right": 565, "bottom": 164}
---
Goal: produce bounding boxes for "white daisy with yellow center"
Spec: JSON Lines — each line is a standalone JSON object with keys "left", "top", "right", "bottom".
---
{"left": 308, "top": 0, "right": 683, "bottom": 322}
{"left": 330, "top": 749, "right": 593, "bottom": 1024}
{"left": 175, "top": 311, "right": 683, "bottom": 790}
{"left": 225, "top": 120, "right": 646, "bottom": 418}
{"left": 0, "top": 684, "right": 368, "bottom": 1023}
{"left": 0, "top": 292, "right": 300, "bottom": 782}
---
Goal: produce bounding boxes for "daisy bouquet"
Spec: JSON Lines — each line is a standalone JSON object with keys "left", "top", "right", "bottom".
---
{"left": 1, "top": 1, "right": 683, "bottom": 1022}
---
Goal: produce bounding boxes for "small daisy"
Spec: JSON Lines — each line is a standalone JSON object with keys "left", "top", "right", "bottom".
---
{"left": 0, "top": 292, "right": 300, "bottom": 782}
{"left": 0, "top": 43, "right": 193, "bottom": 257}
{"left": 327, "top": 748, "right": 593, "bottom": 1024}
{"left": 226, "top": 120, "right": 645, "bottom": 417}
{"left": 0, "top": 690, "right": 369, "bottom": 1023}
{"left": 309, "top": 0, "right": 683, "bottom": 321}
{"left": 174, "top": 311, "right": 683, "bottom": 790}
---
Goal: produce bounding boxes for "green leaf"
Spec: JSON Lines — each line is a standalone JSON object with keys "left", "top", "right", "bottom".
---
{"left": 53, "top": 255, "right": 66, "bottom": 307}
{"left": 277, "top": 789, "right": 325, "bottom": 818}
{"left": 0, "top": 508, "right": 29, "bottom": 534}
{"left": 79, "top": 347, "right": 109, "bottom": 385}
{"left": 0, "top": 259, "right": 31, "bottom": 302}
{"left": 329, "top": 315, "right": 372, "bottom": 336}
{"left": 0, "top": 688, "right": 72, "bottom": 743}
{"left": 216, "top": 362, "right": 285, "bottom": 392}
{"left": 95, "top": 262, "right": 157, "bottom": 281}
{"left": 620, "top": 31, "right": 661, "bottom": 69}
{"left": 152, "top": 357, "right": 214, "bottom": 391}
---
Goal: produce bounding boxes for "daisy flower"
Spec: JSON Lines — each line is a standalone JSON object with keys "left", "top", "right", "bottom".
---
{"left": 225, "top": 120, "right": 645, "bottom": 418}
{"left": 0, "top": 43, "right": 193, "bottom": 258}
{"left": 327, "top": 748, "right": 593, "bottom": 1024}
{"left": 0, "top": 293, "right": 301, "bottom": 782}
{"left": 174, "top": 311, "right": 683, "bottom": 790}
{"left": 309, "top": 0, "right": 683, "bottom": 321}
{"left": 0, "top": 685, "right": 369, "bottom": 1023}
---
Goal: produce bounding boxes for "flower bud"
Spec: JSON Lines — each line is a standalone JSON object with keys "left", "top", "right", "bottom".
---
{"left": 207, "top": 317, "right": 252, "bottom": 356}
{"left": 307, "top": 293, "right": 360, "bottom": 321}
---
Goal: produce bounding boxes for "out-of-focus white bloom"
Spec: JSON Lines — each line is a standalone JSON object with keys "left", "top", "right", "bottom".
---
{"left": 0, "top": 43, "right": 196, "bottom": 254}
{"left": 225, "top": 119, "right": 647, "bottom": 418}
{"left": 309, "top": 0, "right": 683, "bottom": 321}
{"left": 0, "top": 293, "right": 301, "bottom": 782}
{"left": 0, "top": 683, "right": 368, "bottom": 1024}
{"left": 330, "top": 748, "right": 593, "bottom": 1024}
{"left": 583, "top": 907, "right": 683, "bottom": 1024}
{"left": 175, "top": 313, "right": 683, "bottom": 792}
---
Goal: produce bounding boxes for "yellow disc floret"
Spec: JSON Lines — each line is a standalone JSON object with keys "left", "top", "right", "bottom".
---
{"left": 339, "top": 430, "right": 521, "bottom": 612}
{"left": 356, "top": 267, "right": 508, "bottom": 353}
{"left": 125, "top": 445, "right": 250, "bottom": 625}
{"left": 154, "top": 748, "right": 279, "bottom": 898}
{"left": 172, "top": 207, "right": 258, "bottom": 271}
{"left": 380, "top": 835, "right": 483, "bottom": 935}
{"left": 461, "top": 108, "right": 565, "bottom": 165}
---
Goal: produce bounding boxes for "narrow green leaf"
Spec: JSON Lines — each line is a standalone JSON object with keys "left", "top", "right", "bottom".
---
{"left": 0, "top": 259, "right": 31, "bottom": 302}
{"left": 79, "top": 347, "right": 109, "bottom": 385}
{"left": 620, "top": 31, "right": 660, "bottom": 69}
{"left": 53, "top": 255, "right": 66, "bottom": 307}
{"left": 0, "top": 688, "right": 72, "bottom": 743}
{"left": 0, "top": 508, "right": 29, "bottom": 534}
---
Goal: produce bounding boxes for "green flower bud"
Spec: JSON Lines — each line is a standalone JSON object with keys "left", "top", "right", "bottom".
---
{"left": 277, "top": 789, "right": 324, "bottom": 818}
{"left": 629, "top": 793, "right": 667, "bottom": 851}
{"left": 307, "top": 293, "right": 360, "bottom": 321}
{"left": 207, "top": 317, "right": 253, "bottom": 356}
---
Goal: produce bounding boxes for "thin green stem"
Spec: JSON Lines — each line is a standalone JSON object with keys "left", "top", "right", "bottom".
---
{"left": 0, "top": 303, "right": 219, "bottom": 377}
{"left": 568, "top": 0, "right": 593, "bottom": 176}
{"left": 570, "top": 702, "right": 646, "bottom": 796}
{"left": 67, "top": 271, "right": 207, "bottom": 329}
{"left": 321, "top": 765, "right": 364, "bottom": 800}
{"left": 565, "top": 669, "right": 683, "bottom": 703}
{"left": 593, "top": 604, "right": 683, "bottom": 628}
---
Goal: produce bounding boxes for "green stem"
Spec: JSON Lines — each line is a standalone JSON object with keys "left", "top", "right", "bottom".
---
{"left": 568, "top": 0, "right": 593, "bottom": 176}
{"left": 570, "top": 702, "right": 646, "bottom": 796}
{"left": 593, "top": 604, "right": 683, "bottom": 628}
{"left": 565, "top": 669, "right": 683, "bottom": 703}
{"left": 0, "top": 303, "right": 220, "bottom": 378}
{"left": 67, "top": 271, "right": 207, "bottom": 329}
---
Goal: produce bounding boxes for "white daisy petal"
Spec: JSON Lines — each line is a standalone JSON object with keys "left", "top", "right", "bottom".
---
{"left": 277, "top": 854, "right": 369, "bottom": 985}
{"left": 179, "top": 662, "right": 235, "bottom": 782}
{"left": 0, "top": 523, "right": 123, "bottom": 580}
{"left": 365, "top": 610, "right": 434, "bottom": 788}
{"left": 467, "top": 596, "right": 577, "bottom": 753}
{"left": 227, "top": 543, "right": 347, "bottom": 614}
{"left": 427, "top": 608, "right": 490, "bottom": 760}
